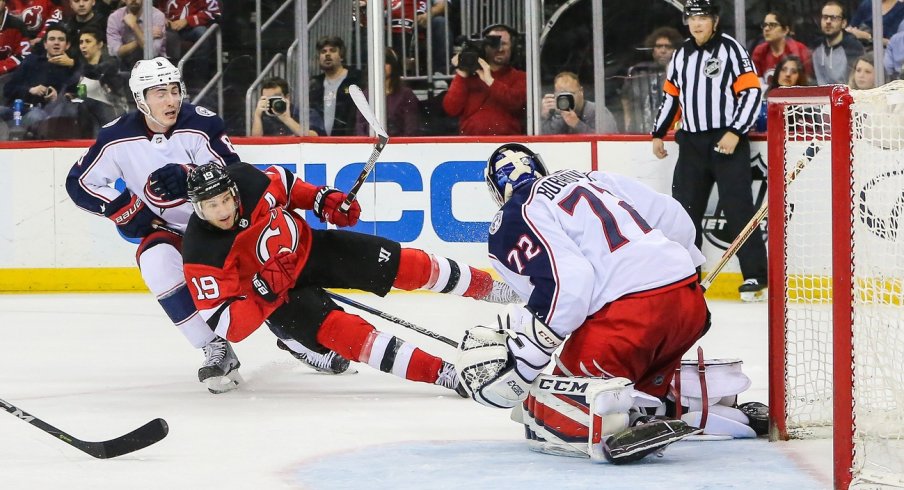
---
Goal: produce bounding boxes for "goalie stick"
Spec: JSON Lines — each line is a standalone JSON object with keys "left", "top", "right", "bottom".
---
{"left": 0, "top": 397, "right": 168, "bottom": 459}
{"left": 700, "top": 142, "right": 820, "bottom": 291}
{"left": 326, "top": 292, "right": 459, "bottom": 348}
{"left": 339, "top": 84, "right": 390, "bottom": 213}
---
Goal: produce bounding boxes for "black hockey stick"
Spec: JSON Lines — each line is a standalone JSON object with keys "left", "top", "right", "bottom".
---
{"left": 339, "top": 84, "right": 390, "bottom": 213}
{"left": 326, "top": 292, "right": 459, "bottom": 348}
{"left": 0, "top": 397, "right": 168, "bottom": 459}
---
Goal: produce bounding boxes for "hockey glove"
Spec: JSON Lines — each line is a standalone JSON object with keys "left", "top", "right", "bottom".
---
{"left": 104, "top": 190, "right": 157, "bottom": 239}
{"left": 455, "top": 305, "right": 565, "bottom": 408}
{"left": 313, "top": 186, "right": 361, "bottom": 227}
{"left": 147, "top": 163, "right": 194, "bottom": 201}
{"left": 252, "top": 250, "right": 298, "bottom": 303}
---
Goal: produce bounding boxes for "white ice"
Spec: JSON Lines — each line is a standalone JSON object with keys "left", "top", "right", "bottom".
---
{"left": 0, "top": 293, "right": 832, "bottom": 489}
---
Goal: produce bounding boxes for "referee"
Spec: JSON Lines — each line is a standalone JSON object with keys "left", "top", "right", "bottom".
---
{"left": 651, "top": 0, "right": 767, "bottom": 301}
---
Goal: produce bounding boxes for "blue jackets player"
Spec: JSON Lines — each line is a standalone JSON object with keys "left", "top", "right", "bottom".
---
{"left": 65, "top": 58, "right": 349, "bottom": 393}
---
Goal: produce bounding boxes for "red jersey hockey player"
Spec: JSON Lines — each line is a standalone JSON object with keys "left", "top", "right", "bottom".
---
{"left": 181, "top": 162, "right": 519, "bottom": 395}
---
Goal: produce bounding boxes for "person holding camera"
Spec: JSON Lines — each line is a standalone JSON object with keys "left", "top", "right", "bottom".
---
{"left": 251, "top": 77, "right": 324, "bottom": 137}
{"left": 540, "top": 71, "right": 616, "bottom": 135}
{"left": 442, "top": 23, "right": 526, "bottom": 136}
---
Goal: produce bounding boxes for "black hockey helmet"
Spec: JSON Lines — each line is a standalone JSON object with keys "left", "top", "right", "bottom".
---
{"left": 186, "top": 162, "right": 240, "bottom": 220}
{"left": 485, "top": 143, "right": 548, "bottom": 207}
{"left": 684, "top": 0, "right": 719, "bottom": 18}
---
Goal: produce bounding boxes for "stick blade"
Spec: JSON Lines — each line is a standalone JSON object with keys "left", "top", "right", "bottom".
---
{"left": 79, "top": 418, "right": 169, "bottom": 459}
{"left": 348, "top": 84, "right": 389, "bottom": 139}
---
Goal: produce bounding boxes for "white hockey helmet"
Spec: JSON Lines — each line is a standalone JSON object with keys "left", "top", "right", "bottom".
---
{"left": 129, "top": 57, "right": 186, "bottom": 118}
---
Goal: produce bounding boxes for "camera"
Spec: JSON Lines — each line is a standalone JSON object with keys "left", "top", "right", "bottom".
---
{"left": 456, "top": 35, "right": 502, "bottom": 75}
{"left": 556, "top": 93, "right": 575, "bottom": 112}
{"left": 267, "top": 96, "right": 288, "bottom": 115}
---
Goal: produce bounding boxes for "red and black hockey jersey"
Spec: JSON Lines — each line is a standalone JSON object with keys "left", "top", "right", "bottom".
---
{"left": 156, "top": 0, "right": 220, "bottom": 27}
{"left": 7, "top": 0, "right": 62, "bottom": 39}
{"left": 0, "top": 9, "right": 28, "bottom": 75}
{"left": 182, "top": 163, "right": 321, "bottom": 342}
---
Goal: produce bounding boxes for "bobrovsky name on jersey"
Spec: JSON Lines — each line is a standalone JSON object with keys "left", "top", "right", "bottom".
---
{"left": 118, "top": 161, "right": 496, "bottom": 244}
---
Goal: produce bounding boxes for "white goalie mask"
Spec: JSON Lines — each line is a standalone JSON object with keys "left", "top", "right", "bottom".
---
{"left": 485, "top": 143, "right": 549, "bottom": 207}
{"left": 129, "top": 57, "right": 186, "bottom": 123}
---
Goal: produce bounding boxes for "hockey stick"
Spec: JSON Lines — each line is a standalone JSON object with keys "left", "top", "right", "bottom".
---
{"left": 0, "top": 397, "right": 168, "bottom": 459}
{"left": 701, "top": 142, "right": 820, "bottom": 290}
{"left": 326, "top": 292, "right": 460, "bottom": 348}
{"left": 339, "top": 84, "right": 390, "bottom": 213}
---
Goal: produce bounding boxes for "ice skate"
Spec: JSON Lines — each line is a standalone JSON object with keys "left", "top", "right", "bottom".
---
{"left": 738, "top": 278, "right": 767, "bottom": 303}
{"left": 276, "top": 339, "right": 356, "bottom": 375}
{"left": 198, "top": 337, "right": 242, "bottom": 394}
{"left": 480, "top": 280, "right": 521, "bottom": 304}
{"left": 435, "top": 361, "right": 469, "bottom": 398}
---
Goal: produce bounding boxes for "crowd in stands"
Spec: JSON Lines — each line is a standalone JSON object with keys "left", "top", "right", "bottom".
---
{"left": 0, "top": 0, "right": 902, "bottom": 141}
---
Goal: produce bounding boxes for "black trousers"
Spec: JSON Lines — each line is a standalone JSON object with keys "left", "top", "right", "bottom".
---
{"left": 266, "top": 229, "right": 402, "bottom": 353}
{"left": 671, "top": 129, "right": 767, "bottom": 281}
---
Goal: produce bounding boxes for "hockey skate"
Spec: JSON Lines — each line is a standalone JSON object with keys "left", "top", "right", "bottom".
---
{"left": 738, "top": 278, "right": 767, "bottom": 303}
{"left": 198, "top": 337, "right": 242, "bottom": 394}
{"left": 276, "top": 339, "right": 356, "bottom": 375}
{"left": 435, "top": 361, "right": 469, "bottom": 398}
{"left": 602, "top": 419, "right": 701, "bottom": 465}
{"left": 481, "top": 280, "right": 521, "bottom": 304}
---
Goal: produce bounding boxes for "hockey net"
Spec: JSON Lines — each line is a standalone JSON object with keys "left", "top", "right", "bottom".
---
{"left": 767, "top": 81, "right": 904, "bottom": 489}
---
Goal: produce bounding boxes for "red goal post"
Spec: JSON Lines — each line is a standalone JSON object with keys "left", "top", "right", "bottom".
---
{"left": 766, "top": 82, "right": 904, "bottom": 490}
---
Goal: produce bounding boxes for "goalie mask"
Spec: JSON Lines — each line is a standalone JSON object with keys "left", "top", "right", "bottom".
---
{"left": 186, "top": 163, "right": 240, "bottom": 222}
{"left": 485, "top": 143, "right": 549, "bottom": 207}
{"left": 129, "top": 57, "right": 186, "bottom": 124}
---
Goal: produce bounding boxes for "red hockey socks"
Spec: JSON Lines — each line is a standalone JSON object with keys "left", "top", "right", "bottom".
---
{"left": 393, "top": 248, "right": 494, "bottom": 300}
{"left": 316, "top": 310, "right": 442, "bottom": 383}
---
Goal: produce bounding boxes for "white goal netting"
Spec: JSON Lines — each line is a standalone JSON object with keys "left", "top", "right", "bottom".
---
{"left": 775, "top": 80, "right": 904, "bottom": 489}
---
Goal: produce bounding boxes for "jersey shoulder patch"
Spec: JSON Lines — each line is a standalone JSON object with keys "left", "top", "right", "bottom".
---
{"left": 195, "top": 106, "right": 216, "bottom": 117}
{"left": 489, "top": 210, "right": 504, "bottom": 235}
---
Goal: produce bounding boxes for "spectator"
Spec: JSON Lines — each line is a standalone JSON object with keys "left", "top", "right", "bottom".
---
{"left": 157, "top": 0, "right": 219, "bottom": 87}
{"left": 356, "top": 47, "right": 419, "bottom": 136}
{"left": 621, "top": 26, "right": 683, "bottom": 133}
{"left": 0, "top": 0, "right": 29, "bottom": 76}
{"left": 541, "top": 71, "right": 615, "bottom": 135}
{"left": 812, "top": 0, "right": 864, "bottom": 85}
{"left": 847, "top": 0, "right": 904, "bottom": 46}
{"left": 2, "top": 25, "right": 79, "bottom": 137}
{"left": 106, "top": 0, "right": 166, "bottom": 70}
{"left": 416, "top": 0, "right": 450, "bottom": 75}
{"left": 751, "top": 10, "right": 813, "bottom": 86}
{"left": 767, "top": 55, "right": 809, "bottom": 95}
{"left": 309, "top": 35, "right": 363, "bottom": 136}
{"left": 886, "top": 28, "right": 904, "bottom": 79}
{"left": 7, "top": 0, "right": 62, "bottom": 46}
{"left": 360, "top": 0, "right": 426, "bottom": 59}
{"left": 251, "top": 76, "right": 324, "bottom": 137}
{"left": 72, "top": 27, "right": 126, "bottom": 135}
{"left": 65, "top": 0, "right": 108, "bottom": 58}
{"left": 849, "top": 52, "right": 878, "bottom": 89}
{"left": 443, "top": 23, "right": 526, "bottom": 135}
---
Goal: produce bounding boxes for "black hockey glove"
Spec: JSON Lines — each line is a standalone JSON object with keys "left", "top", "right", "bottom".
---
{"left": 104, "top": 190, "right": 157, "bottom": 239}
{"left": 147, "top": 163, "right": 195, "bottom": 201}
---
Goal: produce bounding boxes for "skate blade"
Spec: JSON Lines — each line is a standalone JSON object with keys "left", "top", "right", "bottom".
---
{"left": 205, "top": 370, "right": 244, "bottom": 394}
{"left": 740, "top": 289, "right": 767, "bottom": 303}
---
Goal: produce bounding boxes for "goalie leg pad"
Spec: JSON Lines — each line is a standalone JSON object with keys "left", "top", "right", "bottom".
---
{"left": 670, "top": 358, "right": 764, "bottom": 438}
{"left": 520, "top": 375, "right": 635, "bottom": 461}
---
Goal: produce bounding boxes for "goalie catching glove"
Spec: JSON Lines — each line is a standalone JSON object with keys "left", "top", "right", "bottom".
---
{"left": 455, "top": 305, "right": 565, "bottom": 408}
{"left": 313, "top": 186, "right": 361, "bottom": 227}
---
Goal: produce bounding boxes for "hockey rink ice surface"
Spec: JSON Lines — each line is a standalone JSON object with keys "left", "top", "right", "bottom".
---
{"left": 0, "top": 292, "right": 833, "bottom": 489}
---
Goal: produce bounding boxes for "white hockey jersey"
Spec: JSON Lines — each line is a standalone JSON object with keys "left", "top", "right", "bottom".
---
{"left": 487, "top": 169, "right": 705, "bottom": 339}
{"left": 65, "top": 103, "right": 240, "bottom": 233}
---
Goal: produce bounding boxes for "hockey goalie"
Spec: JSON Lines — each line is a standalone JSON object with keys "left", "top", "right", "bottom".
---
{"left": 455, "top": 143, "right": 766, "bottom": 464}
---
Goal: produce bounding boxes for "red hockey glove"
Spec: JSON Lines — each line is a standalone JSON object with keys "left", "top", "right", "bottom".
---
{"left": 313, "top": 186, "right": 361, "bottom": 227}
{"left": 251, "top": 250, "right": 298, "bottom": 303}
{"left": 104, "top": 190, "right": 157, "bottom": 239}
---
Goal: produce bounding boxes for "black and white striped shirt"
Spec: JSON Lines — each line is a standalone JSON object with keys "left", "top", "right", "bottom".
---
{"left": 652, "top": 32, "right": 762, "bottom": 138}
